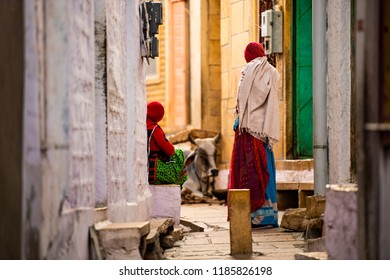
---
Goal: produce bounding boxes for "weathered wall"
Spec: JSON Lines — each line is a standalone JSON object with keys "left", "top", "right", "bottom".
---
{"left": 327, "top": 0, "right": 354, "bottom": 184}
{"left": 19, "top": 0, "right": 150, "bottom": 259}
{"left": 125, "top": 0, "right": 151, "bottom": 222}
{"left": 42, "top": 0, "right": 96, "bottom": 259}
{"left": 94, "top": 0, "right": 108, "bottom": 207}
{"left": 106, "top": 0, "right": 129, "bottom": 222}
{"left": 325, "top": 0, "right": 358, "bottom": 260}
{"left": 201, "top": 0, "right": 221, "bottom": 133}
{"left": 325, "top": 184, "right": 358, "bottom": 259}
{"left": 106, "top": 0, "right": 151, "bottom": 223}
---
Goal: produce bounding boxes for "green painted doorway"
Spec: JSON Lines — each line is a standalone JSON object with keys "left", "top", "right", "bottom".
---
{"left": 293, "top": 0, "right": 313, "bottom": 158}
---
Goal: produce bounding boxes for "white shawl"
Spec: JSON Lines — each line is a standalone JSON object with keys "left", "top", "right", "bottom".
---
{"left": 237, "top": 56, "right": 280, "bottom": 147}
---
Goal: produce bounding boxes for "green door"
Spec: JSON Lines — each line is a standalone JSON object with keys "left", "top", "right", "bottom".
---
{"left": 293, "top": 0, "right": 313, "bottom": 158}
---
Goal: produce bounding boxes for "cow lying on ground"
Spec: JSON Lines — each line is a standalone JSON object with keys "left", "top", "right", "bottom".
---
{"left": 182, "top": 133, "right": 220, "bottom": 197}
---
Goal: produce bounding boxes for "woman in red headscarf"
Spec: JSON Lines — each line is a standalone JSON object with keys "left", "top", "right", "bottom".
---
{"left": 228, "top": 42, "right": 280, "bottom": 228}
{"left": 147, "top": 101, "right": 187, "bottom": 186}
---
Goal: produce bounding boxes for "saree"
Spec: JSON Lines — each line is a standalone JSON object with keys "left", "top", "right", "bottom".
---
{"left": 228, "top": 130, "right": 279, "bottom": 227}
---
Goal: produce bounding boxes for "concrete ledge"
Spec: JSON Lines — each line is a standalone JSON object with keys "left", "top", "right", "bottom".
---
{"left": 149, "top": 184, "right": 181, "bottom": 224}
{"left": 277, "top": 182, "right": 314, "bottom": 191}
{"left": 275, "top": 159, "right": 314, "bottom": 171}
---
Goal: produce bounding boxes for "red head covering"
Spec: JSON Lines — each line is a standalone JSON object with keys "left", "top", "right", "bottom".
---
{"left": 244, "top": 42, "right": 265, "bottom": 63}
{"left": 147, "top": 101, "right": 165, "bottom": 123}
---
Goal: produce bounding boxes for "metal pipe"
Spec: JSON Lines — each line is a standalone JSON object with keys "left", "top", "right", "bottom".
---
{"left": 312, "top": 0, "right": 328, "bottom": 194}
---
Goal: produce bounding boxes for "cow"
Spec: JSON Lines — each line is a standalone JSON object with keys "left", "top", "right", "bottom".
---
{"left": 182, "top": 132, "right": 220, "bottom": 198}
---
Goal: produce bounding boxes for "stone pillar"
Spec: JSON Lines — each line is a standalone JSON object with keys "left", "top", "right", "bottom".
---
{"left": 229, "top": 189, "right": 252, "bottom": 255}
{"left": 327, "top": 0, "right": 354, "bottom": 184}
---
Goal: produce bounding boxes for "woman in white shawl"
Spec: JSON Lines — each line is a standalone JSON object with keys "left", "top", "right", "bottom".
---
{"left": 228, "top": 42, "right": 280, "bottom": 228}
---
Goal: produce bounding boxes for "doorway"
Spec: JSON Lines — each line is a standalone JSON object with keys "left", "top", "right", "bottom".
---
{"left": 293, "top": 0, "right": 313, "bottom": 158}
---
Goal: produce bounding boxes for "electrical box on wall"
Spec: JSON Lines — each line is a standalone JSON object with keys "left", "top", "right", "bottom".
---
{"left": 140, "top": 1, "right": 163, "bottom": 61}
{"left": 261, "top": 10, "right": 283, "bottom": 55}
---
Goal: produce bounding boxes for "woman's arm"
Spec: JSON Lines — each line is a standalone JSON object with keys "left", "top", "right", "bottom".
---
{"left": 153, "top": 127, "right": 175, "bottom": 157}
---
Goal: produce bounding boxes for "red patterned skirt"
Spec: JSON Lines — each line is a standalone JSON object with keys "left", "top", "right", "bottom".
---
{"left": 228, "top": 130, "right": 270, "bottom": 214}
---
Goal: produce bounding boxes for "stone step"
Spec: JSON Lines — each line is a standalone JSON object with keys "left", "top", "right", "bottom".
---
{"left": 276, "top": 159, "right": 314, "bottom": 191}
{"left": 91, "top": 221, "right": 150, "bottom": 260}
{"left": 275, "top": 159, "right": 314, "bottom": 171}
{"left": 275, "top": 159, "right": 315, "bottom": 209}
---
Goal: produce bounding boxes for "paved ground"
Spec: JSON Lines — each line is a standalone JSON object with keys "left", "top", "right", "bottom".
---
{"left": 164, "top": 203, "right": 306, "bottom": 260}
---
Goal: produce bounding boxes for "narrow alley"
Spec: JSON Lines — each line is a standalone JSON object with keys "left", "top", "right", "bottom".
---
{"left": 1, "top": 0, "right": 390, "bottom": 266}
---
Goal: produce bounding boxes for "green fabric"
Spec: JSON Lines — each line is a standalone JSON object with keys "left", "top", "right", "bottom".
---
{"left": 154, "top": 149, "right": 188, "bottom": 186}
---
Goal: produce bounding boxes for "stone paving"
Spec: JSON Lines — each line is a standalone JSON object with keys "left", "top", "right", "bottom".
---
{"left": 164, "top": 203, "right": 306, "bottom": 260}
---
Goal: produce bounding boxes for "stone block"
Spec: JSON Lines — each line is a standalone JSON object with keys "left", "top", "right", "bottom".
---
{"left": 298, "top": 190, "right": 314, "bottom": 208}
{"left": 306, "top": 194, "right": 326, "bottom": 219}
{"left": 92, "top": 221, "right": 150, "bottom": 260}
{"left": 149, "top": 184, "right": 181, "bottom": 224}
{"left": 304, "top": 218, "right": 324, "bottom": 240}
{"left": 280, "top": 208, "right": 307, "bottom": 231}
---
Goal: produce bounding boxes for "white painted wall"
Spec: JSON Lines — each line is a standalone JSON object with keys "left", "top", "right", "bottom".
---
{"left": 39, "top": 0, "right": 96, "bottom": 259}
{"left": 125, "top": 0, "right": 151, "bottom": 222}
{"left": 22, "top": 0, "right": 151, "bottom": 259}
{"left": 106, "top": 0, "right": 151, "bottom": 223}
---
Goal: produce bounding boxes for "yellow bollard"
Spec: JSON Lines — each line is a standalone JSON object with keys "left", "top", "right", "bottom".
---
{"left": 229, "top": 189, "right": 252, "bottom": 255}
